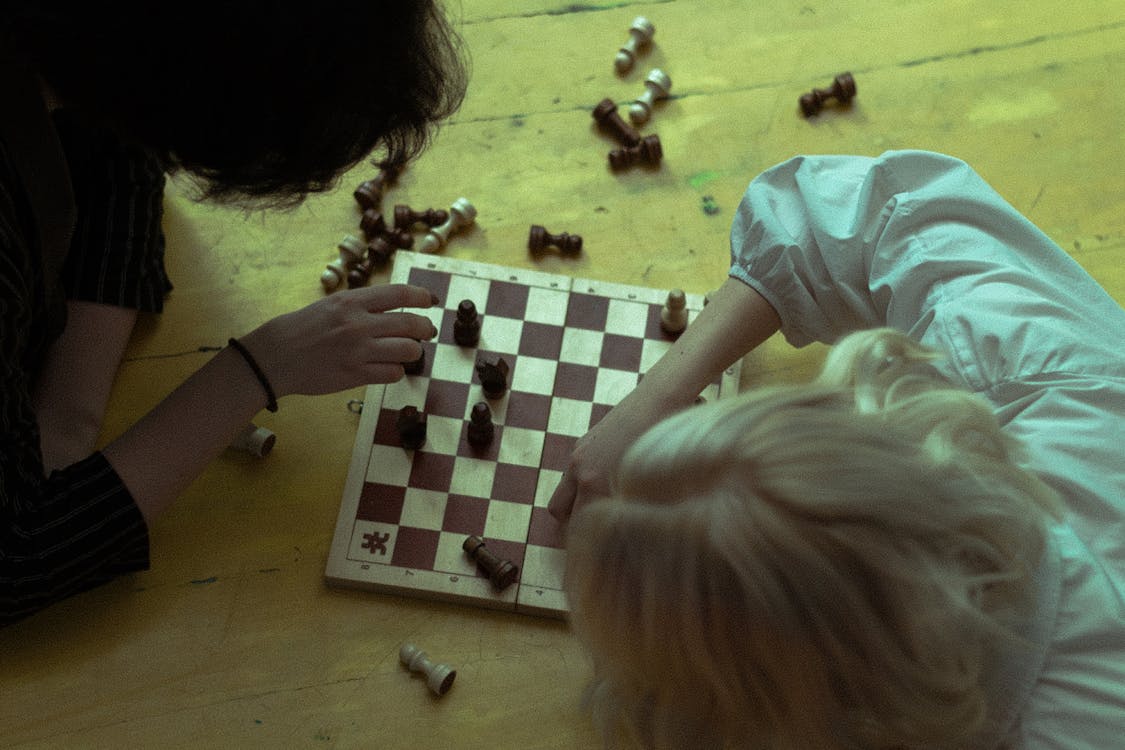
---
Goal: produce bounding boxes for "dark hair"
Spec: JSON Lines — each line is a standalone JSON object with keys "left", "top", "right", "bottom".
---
{"left": 5, "top": 2, "right": 467, "bottom": 205}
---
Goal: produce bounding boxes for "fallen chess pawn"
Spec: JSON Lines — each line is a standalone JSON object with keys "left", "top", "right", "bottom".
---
{"left": 799, "top": 72, "right": 857, "bottom": 117}
{"left": 399, "top": 643, "right": 456, "bottom": 697}
{"left": 228, "top": 423, "right": 276, "bottom": 457}
{"left": 614, "top": 16, "right": 654, "bottom": 75}
{"left": 629, "top": 68, "right": 671, "bottom": 125}
{"left": 417, "top": 197, "right": 477, "bottom": 254}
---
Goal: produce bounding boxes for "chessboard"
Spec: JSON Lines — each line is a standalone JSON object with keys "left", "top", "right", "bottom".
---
{"left": 325, "top": 251, "right": 741, "bottom": 618}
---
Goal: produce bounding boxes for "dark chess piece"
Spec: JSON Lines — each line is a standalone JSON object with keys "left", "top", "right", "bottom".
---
{"left": 591, "top": 97, "right": 641, "bottom": 146}
{"left": 463, "top": 535, "right": 518, "bottom": 590}
{"left": 403, "top": 344, "right": 425, "bottom": 376}
{"left": 799, "top": 72, "right": 857, "bottom": 117}
{"left": 608, "top": 134, "right": 662, "bottom": 170}
{"left": 466, "top": 402, "right": 494, "bottom": 448}
{"left": 453, "top": 300, "right": 481, "bottom": 346}
{"left": 528, "top": 224, "right": 582, "bottom": 257}
{"left": 396, "top": 406, "right": 427, "bottom": 450}
{"left": 475, "top": 356, "right": 509, "bottom": 399}
{"left": 394, "top": 204, "right": 449, "bottom": 232}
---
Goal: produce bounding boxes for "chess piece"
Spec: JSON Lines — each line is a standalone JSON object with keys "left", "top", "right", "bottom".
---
{"left": 453, "top": 300, "right": 481, "bottom": 346}
{"left": 229, "top": 423, "right": 276, "bottom": 457}
{"left": 466, "top": 402, "right": 494, "bottom": 448}
{"left": 614, "top": 16, "right": 655, "bottom": 75}
{"left": 417, "top": 198, "right": 476, "bottom": 254}
{"left": 463, "top": 535, "right": 519, "bottom": 590}
{"left": 394, "top": 204, "right": 449, "bottom": 232}
{"left": 346, "top": 255, "right": 376, "bottom": 288}
{"left": 399, "top": 643, "right": 456, "bottom": 697}
{"left": 528, "top": 224, "right": 582, "bottom": 257}
{"left": 396, "top": 406, "right": 427, "bottom": 450}
{"left": 799, "top": 72, "right": 857, "bottom": 117}
{"left": 353, "top": 160, "right": 403, "bottom": 210}
{"left": 403, "top": 344, "right": 425, "bottom": 376}
{"left": 321, "top": 234, "right": 366, "bottom": 292}
{"left": 475, "top": 356, "right": 509, "bottom": 399}
{"left": 367, "top": 235, "right": 397, "bottom": 266}
{"left": 629, "top": 68, "right": 671, "bottom": 125}
{"left": 660, "top": 288, "right": 688, "bottom": 335}
{"left": 591, "top": 98, "right": 641, "bottom": 147}
{"left": 360, "top": 208, "right": 387, "bottom": 239}
{"left": 608, "top": 134, "right": 663, "bottom": 170}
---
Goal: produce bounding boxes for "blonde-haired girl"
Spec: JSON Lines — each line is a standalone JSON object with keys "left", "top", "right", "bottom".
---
{"left": 551, "top": 151, "right": 1125, "bottom": 748}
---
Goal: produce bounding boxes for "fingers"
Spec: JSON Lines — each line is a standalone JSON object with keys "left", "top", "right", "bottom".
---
{"left": 356, "top": 283, "right": 440, "bottom": 314}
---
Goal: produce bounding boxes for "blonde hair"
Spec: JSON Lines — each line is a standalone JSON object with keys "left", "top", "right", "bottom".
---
{"left": 565, "top": 329, "right": 1060, "bottom": 750}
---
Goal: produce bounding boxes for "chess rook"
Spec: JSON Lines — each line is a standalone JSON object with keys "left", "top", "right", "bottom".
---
{"left": 453, "top": 299, "right": 481, "bottom": 346}
{"left": 608, "top": 134, "right": 663, "bottom": 170}
{"left": 463, "top": 535, "right": 519, "bottom": 590}
{"left": 399, "top": 643, "right": 456, "bottom": 697}
{"left": 229, "top": 424, "right": 276, "bottom": 458}
{"left": 799, "top": 72, "right": 857, "bottom": 117}
{"left": 592, "top": 98, "right": 641, "bottom": 146}
{"left": 528, "top": 224, "right": 582, "bottom": 257}
{"left": 418, "top": 198, "right": 477, "bottom": 254}
{"left": 614, "top": 16, "right": 655, "bottom": 75}
{"left": 394, "top": 204, "right": 449, "bottom": 232}
{"left": 466, "top": 401, "right": 494, "bottom": 448}
{"left": 629, "top": 68, "right": 671, "bottom": 125}
{"left": 396, "top": 406, "right": 427, "bottom": 450}
{"left": 475, "top": 356, "right": 510, "bottom": 399}
{"left": 660, "top": 288, "right": 688, "bottom": 335}
{"left": 321, "top": 234, "right": 366, "bottom": 292}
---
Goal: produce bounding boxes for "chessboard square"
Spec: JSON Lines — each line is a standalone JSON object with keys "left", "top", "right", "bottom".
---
{"left": 478, "top": 314, "right": 523, "bottom": 354}
{"left": 431, "top": 342, "right": 478, "bottom": 382}
{"left": 565, "top": 292, "right": 610, "bottom": 330}
{"left": 553, "top": 362, "right": 597, "bottom": 402}
{"left": 510, "top": 356, "right": 557, "bottom": 397}
{"left": 357, "top": 483, "right": 406, "bottom": 524}
{"left": 433, "top": 531, "right": 482, "bottom": 577}
{"left": 503, "top": 391, "right": 551, "bottom": 431}
{"left": 558, "top": 328, "right": 604, "bottom": 367}
{"left": 424, "top": 380, "right": 471, "bottom": 419}
{"left": 349, "top": 521, "right": 398, "bottom": 562}
{"left": 605, "top": 297, "right": 653, "bottom": 336}
{"left": 496, "top": 426, "right": 546, "bottom": 468}
{"left": 389, "top": 526, "right": 441, "bottom": 570}
{"left": 594, "top": 368, "right": 640, "bottom": 406}
{"left": 492, "top": 463, "right": 539, "bottom": 505}
{"left": 640, "top": 338, "right": 674, "bottom": 373}
{"left": 381, "top": 378, "right": 430, "bottom": 414}
{"left": 409, "top": 451, "right": 456, "bottom": 492}
{"left": 527, "top": 506, "right": 565, "bottom": 549}
{"left": 407, "top": 267, "right": 451, "bottom": 301}
{"left": 365, "top": 444, "right": 413, "bottom": 486}
{"left": 521, "top": 544, "right": 566, "bottom": 590}
{"left": 422, "top": 414, "right": 464, "bottom": 455}
{"left": 534, "top": 469, "right": 563, "bottom": 508}
{"left": 518, "top": 322, "right": 564, "bottom": 360}
{"left": 485, "top": 279, "right": 529, "bottom": 319}
{"left": 599, "top": 333, "right": 643, "bottom": 372}
{"left": 442, "top": 494, "right": 490, "bottom": 536}
{"left": 541, "top": 433, "right": 578, "bottom": 473}
{"left": 590, "top": 402, "right": 614, "bottom": 429}
{"left": 446, "top": 275, "right": 493, "bottom": 311}
{"left": 547, "top": 397, "right": 595, "bottom": 438}
{"left": 399, "top": 488, "right": 449, "bottom": 531}
{"left": 525, "top": 286, "right": 570, "bottom": 326}
{"left": 483, "top": 500, "right": 534, "bottom": 543}
{"left": 449, "top": 455, "right": 498, "bottom": 498}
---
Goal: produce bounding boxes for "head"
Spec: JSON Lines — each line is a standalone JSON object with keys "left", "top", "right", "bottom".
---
{"left": 3, "top": 1, "right": 467, "bottom": 205}
{"left": 565, "top": 329, "right": 1060, "bottom": 749}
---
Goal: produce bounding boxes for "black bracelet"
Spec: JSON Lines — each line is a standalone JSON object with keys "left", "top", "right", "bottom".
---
{"left": 228, "top": 337, "right": 279, "bottom": 413}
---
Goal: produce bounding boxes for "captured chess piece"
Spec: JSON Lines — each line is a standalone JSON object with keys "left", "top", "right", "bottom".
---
{"left": 660, "top": 288, "right": 688, "bottom": 335}
{"left": 475, "top": 356, "right": 510, "bottom": 399}
{"left": 463, "top": 535, "right": 519, "bottom": 590}
{"left": 614, "top": 16, "right": 655, "bottom": 75}
{"left": 799, "top": 72, "right": 857, "bottom": 117}
{"left": 396, "top": 406, "right": 427, "bottom": 450}
{"left": 453, "top": 299, "right": 481, "bottom": 346}
{"left": 629, "top": 68, "right": 672, "bottom": 125}
{"left": 591, "top": 97, "right": 641, "bottom": 147}
{"left": 394, "top": 204, "right": 449, "bottom": 232}
{"left": 321, "top": 234, "right": 366, "bottom": 292}
{"left": 353, "top": 160, "right": 403, "bottom": 210}
{"left": 528, "top": 224, "right": 582, "bottom": 257}
{"left": 361, "top": 208, "right": 413, "bottom": 249}
{"left": 399, "top": 643, "right": 456, "bottom": 697}
{"left": 609, "top": 134, "right": 663, "bottom": 171}
{"left": 466, "top": 402, "right": 495, "bottom": 448}
{"left": 417, "top": 198, "right": 477, "bottom": 254}
{"left": 229, "top": 423, "right": 276, "bottom": 458}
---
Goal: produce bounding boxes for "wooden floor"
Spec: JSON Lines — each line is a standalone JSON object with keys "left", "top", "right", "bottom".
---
{"left": 3, "top": 1, "right": 1123, "bottom": 747}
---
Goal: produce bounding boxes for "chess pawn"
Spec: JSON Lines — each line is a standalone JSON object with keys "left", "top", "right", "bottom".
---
{"left": 417, "top": 198, "right": 477, "bottom": 254}
{"left": 367, "top": 235, "right": 396, "bottom": 266}
{"left": 463, "top": 535, "right": 519, "bottom": 590}
{"left": 591, "top": 98, "right": 641, "bottom": 147}
{"left": 614, "top": 16, "right": 655, "bottom": 75}
{"left": 394, "top": 204, "right": 449, "bottom": 232}
{"left": 629, "top": 68, "right": 671, "bottom": 125}
{"left": 397, "top": 406, "right": 427, "bottom": 450}
{"left": 346, "top": 255, "right": 376, "bottom": 288}
{"left": 608, "top": 134, "right": 663, "bottom": 170}
{"left": 528, "top": 224, "right": 582, "bottom": 256}
{"left": 353, "top": 161, "right": 402, "bottom": 210}
{"left": 399, "top": 643, "right": 456, "bottom": 697}
{"left": 229, "top": 423, "right": 276, "bottom": 457}
{"left": 321, "top": 234, "right": 366, "bottom": 292}
{"left": 453, "top": 299, "right": 481, "bottom": 346}
{"left": 466, "top": 401, "right": 494, "bottom": 448}
{"left": 799, "top": 72, "right": 857, "bottom": 117}
{"left": 660, "top": 288, "right": 688, "bottom": 335}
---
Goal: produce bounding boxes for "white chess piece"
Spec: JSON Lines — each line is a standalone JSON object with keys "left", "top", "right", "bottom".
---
{"left": 229, "top": 424, "right": 276, "bottom": 457}
{"left": 629, "top": 68, "right": 672, "bottom": 125}
{"left": 400, "top": 642, "right": 456, "bottom": 696}
{"left": 321, "top": 234, "right": 365, "bottom": 292}
{"left": 660, "top": 288, "right": 688, "bottom": 335}
{"left": 417, "top": 198, "right": 477, "bottom": 254}
{"left": 614, "top": 16, "right": 655, "bottom": 75}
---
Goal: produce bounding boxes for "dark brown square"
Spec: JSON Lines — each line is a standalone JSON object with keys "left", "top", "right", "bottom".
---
{"left": 390, "top": 526, "right": 441, "bottom": 569}
{"left": 589, "top": 402, "right": 614, "bottom": 427}
{"left": 408, "top": 267, "right": 451, "bottom": 304}
{"left": 565, "top": 292, "right": 609, "bottom": 330}
{"left": 485, "top": 280, "right": 529, "bottom": 319}
{"left": 442, "top": 494, "right": 490, "bottom": 536}
{"left": 491, "top": 463, "right": 539, "bottom": 505}
{"left": 554, "top": 362, "right": 597, "bottom": 401}
{"left": 527, "top": 507, "right": 565, "bottom": 549}
{"left": 504, "top": 391, "right": 551, "bottom": 431}
{"left": 518, "top": 322, "right": 564, "bottom": 360}
{"left": 409, "top": 451, "right": 455, "bottom": 492}
{"left": 356, "top": 483, "right": 406, "bottom": 524}
{"left": 599, "top": 333, "right": 643, "bottom": 371}
{"left": 541, "top": 433, "right": 578, "bottom": 473}
{"left": 425, "top": 379, "right": 471, "bottom": 419}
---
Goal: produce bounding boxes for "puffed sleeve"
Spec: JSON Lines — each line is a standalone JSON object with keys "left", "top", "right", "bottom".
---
{"left": 728, "top": 150, "right": 1125, "bottom": 563}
